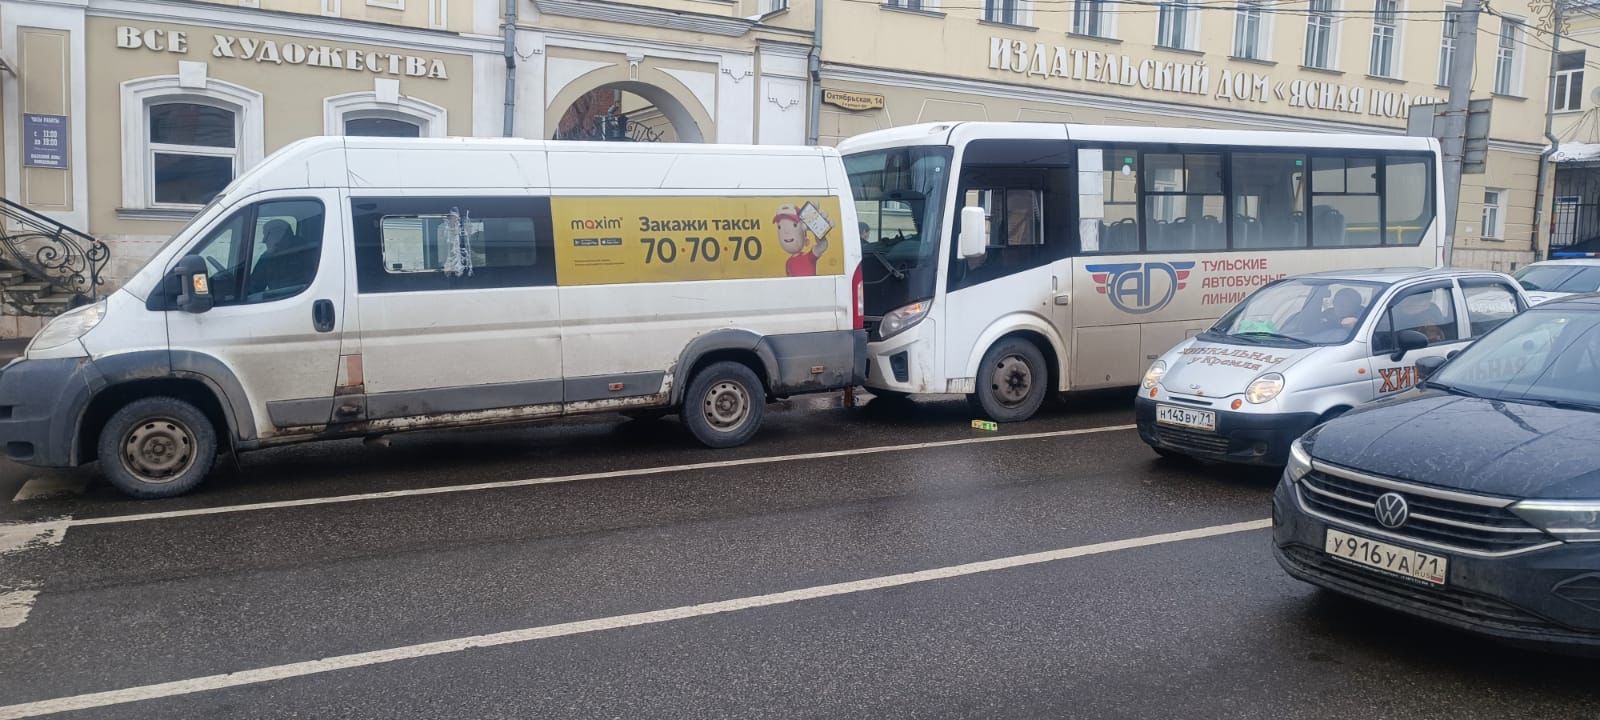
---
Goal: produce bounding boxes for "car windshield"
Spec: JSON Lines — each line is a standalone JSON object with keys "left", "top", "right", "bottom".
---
{"left": 1430, "top": 308, "right": 1600, "bottom": 411}
{"left": 845, "top": 147, "right": 951, "bottom": 315}
{"left": 1205, "top": 278, "right": 1387, "bottom": 347}
{"left": 1514, "top": 264, "right": 1600, "bottom": 293}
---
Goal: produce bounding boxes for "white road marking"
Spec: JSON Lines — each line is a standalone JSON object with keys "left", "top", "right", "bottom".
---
{"left": 0, "top": 522, "right": 65, "bottom": 557}
{"left": 11, "top": 477, "right": 87, "bottom": 503}
{"left": 0, "top": 590, "right": 39, "bottom": 629}
{"left": 0, "top": 518, "right": 1268, "bottom": 719}
{"left": 4, "top": 423, "right": 1137, "bottom": 532}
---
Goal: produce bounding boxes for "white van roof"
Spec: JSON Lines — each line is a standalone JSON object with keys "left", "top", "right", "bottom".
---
{"left": 224, "top": 137, "right": 842, "bottom": 197}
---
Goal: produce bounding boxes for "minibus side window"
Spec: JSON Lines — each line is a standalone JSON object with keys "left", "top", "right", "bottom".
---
{"left": 352, "top": 196, "right": 555, "bottom": 293}
{"left": 184, "top": 198, "right": 324, "bottom": 306}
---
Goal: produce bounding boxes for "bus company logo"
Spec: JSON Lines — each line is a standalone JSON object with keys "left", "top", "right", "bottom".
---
{"left": 1086, "top": 262, "right": 1195, "bottom": 314}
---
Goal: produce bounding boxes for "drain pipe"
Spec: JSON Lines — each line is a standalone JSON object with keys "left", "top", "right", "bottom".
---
{"left": 805, "top": 0, "right": 823, "bottom": 145}
{"left": 1533, "top": 6, "right": 1564, "bottom": 262}
{"left": 501, "top": 0, "right": 518, "bottom": 137}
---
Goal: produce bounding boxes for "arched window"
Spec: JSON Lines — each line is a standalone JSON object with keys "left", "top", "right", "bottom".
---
{"left": 344, "top": 116, "right": 423, "bottom": 138}
{"left": 121, "top": 73, "right": 263, "bottom": 213}
{"left": 325, "top": 92, "right": 447, "bottom": 138}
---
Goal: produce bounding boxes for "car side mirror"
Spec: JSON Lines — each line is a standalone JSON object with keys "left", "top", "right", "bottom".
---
{"left": 1390, "top": 329, "right": 1428, "bottom": 362}
{"left": 958, "top": 206, "right": 988, "bottom": 260}
{"left": 173, "top": 255, "right": 214, "bottom": 314}
{"left": 1415, "top": 355, "right": 1448, "bottom": 382}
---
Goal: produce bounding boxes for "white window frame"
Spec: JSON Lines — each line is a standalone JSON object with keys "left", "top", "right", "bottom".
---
{"left": 120, "top": 75, "right": 264, "bottom": 212}
{"left": 1232, "top": 0, "right": 1269, "bottom": 60}
{"left": 324, "top": 91, "right": 448, "bottom": 138}
{"left": 758, "top": 0, "right": 788, "bottom": 13}
{"left": 1554, "top": 51, "right": 1585, "bottom": 112}
{"left": 1303, "top": 0, "right": 1337, "bottom": 69}
{"left": 884, "top": 0, "right": 936, "bottom": 9}
{"left": 322, "top": 0, "right": 341, "bottom": 15}
{"left": 1438, "top": 5, "right": 1459, "bottom": 86}
{"left": 1369, "top": 0, "right": 1400, "bottom": 77}
{"left": 366, "top": 0, "right": 403, "bottom": 8}
{"left": 1495, "top": 16, "right": 1525, "bottom": 95}
{"left": 1157, "top": 0, "right": 1198, "bottom": 50}
{"left": 1074, "top": 0, "right": 1115, "bottom": 38}
{"left": 1482, "top": 188, "right": 1506, "bottom": 239}
{"left": 984, "top": 0, "right": 1031, "bottom": 26}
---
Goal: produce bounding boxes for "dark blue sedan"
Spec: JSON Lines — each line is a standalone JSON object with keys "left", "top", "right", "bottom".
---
{"left": 1273, "top": 294, "right": 1600, "bottom": 652}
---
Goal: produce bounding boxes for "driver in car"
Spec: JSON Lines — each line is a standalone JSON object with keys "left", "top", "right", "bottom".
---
{"left": 247, "top": 219, "right": 319, "bottom": 298}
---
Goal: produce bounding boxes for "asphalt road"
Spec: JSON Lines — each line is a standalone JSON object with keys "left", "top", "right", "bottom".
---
{"left": 1, "top": 392, "right": 1596, "bottom": 719}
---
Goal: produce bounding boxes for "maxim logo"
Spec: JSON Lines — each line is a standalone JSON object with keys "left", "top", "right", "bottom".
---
{"left": 570, "top": 217, "right": 622, "bottom": 231}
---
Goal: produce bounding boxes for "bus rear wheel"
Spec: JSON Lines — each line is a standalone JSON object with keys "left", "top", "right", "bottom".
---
{"left": 683, "top": 361, "right": 765, "bottom": 449}
{"left": 970, "top": 338, "right": 1049, "bottom": 423}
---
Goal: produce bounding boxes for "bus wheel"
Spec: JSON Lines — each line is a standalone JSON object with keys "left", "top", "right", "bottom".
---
{"left": 97, "top": 396, "right": 218, "bottom": 499}
{"left": 971, "top": 338, "right": 1048, "bottom": 423}
{"left": 683, "top": 361, "right": 765, "bottom": 449}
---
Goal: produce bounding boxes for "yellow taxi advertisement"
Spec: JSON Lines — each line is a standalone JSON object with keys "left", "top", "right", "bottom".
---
{"left": 552, "top": 196, "right": 845, "bottom": 286}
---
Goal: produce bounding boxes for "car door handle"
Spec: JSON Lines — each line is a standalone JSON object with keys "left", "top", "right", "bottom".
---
{"left": 313, "top": 299, "right": 336, "bottom": 333}
{"left": 1053, "top": 294, "right": 1071, "bottom": 306}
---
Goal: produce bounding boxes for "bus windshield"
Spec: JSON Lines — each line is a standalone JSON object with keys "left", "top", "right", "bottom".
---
{"left": 1204, "top": 278, "right": 1387, "bottom": 347}
{"left": 845, "top": 147, "right": 951, "bottom": 315}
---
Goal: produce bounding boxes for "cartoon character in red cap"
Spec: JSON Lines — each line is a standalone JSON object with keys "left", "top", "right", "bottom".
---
{"left": 774, "top": 203, "right": 827, "bottom": 277}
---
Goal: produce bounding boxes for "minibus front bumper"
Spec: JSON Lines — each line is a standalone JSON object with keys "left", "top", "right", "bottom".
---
{"left": 0, "top": 355, "right": 101, "bottom": 467}
{"left": 1135, "top": 395, "right": 1319, "bottom": 466}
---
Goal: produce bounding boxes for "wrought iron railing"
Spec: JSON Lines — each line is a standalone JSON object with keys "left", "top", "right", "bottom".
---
{"left": 0, "top": 196, "right": 109, "bottom": 316}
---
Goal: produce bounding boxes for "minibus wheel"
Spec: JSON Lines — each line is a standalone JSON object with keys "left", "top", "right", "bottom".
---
{"left": 97, "top": 396, "right": 218, "bottom": 499}
{"left": 971, "top": 338, "right": 1048, "bottom": 423}
{"left": 683, "top": 361, "right": 765, "bottom": 449}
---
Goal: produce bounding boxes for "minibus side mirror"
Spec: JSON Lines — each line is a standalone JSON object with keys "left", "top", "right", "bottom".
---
{"left": 1390, "top": 329, "right": 1428, "bottom": 362}
{"left": 1415, "top": 355, "right": 1448, "bottom": 382}
{"left": 958, "top": 206, "right": 988, "bottom": 260}
{"left": 173, "top": 255, "right": 214, "bottom": 314}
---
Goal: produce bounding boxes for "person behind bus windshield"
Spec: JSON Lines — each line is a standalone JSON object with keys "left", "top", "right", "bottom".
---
{"left": 247, "top": 219, "right": 319, "bottom": 298}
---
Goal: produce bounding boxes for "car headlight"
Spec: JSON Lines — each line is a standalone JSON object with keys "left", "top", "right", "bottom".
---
{"left": 1246, "top": 372, "right": 1285, "bottom": 404}
{"left": 27, "top": 300, "right": 105, "bottom": 354}
{"left": 1142, "top": 360, "right": 1167, "bottom": 390}
{"left": 879, "top": 300, "right": 931, "bottom": 340}
{"left": 1286, "top": 438, "right": 1313, "bottom": 482}
{"left": 1510, "top": 501, "right": 1600, "bottom": 542}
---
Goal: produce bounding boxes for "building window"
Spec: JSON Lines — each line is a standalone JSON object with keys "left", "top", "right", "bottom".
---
{"left": 1074, "top": 0, "right": 1110, "bottom": 37}
{"left": 120, "top": 75, "right": 265, "bottom": 213}
{"left": 1438, "top": 6, "right": 1459, "bottom": 86}
{"left": 1303, "top": 0, "right": 1336, "bottom": 69}
{"left": 324, "top": 92, "right": 448, "bottom": 138}
{"left": 1157, "top": 0, "right": 1195, "bottom": 50}
{"left": 366, "top": 0, "right": 403, "bottom": 8}
{"left": 1554, "top": 51, "right": 1585, "bottom": 112}
{"left": 1482, "top": 189, "right": 1506, "bottom": 239}
{"left": 148, "top": 102, "right": 237, "bottom": 207}
{"left": 884, "top": 0, "right": 930, "bottom": 8}
{"left": 1495, "top": 18, "right": 1523, "bottom": 95}
{"left": 759, "top": 0, "right": 788, "bottom": 12}
{"left": 1369, "top": 0, "right": 1399, "bottom": 77}
{"left": 1233, "top": 1, "right": 1264, "bottom": 59}
{"left": 985, "top": 0, "right": 1025, "bottom": 25}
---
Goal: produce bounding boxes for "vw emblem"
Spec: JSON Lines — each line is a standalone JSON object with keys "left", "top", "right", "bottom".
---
{"left": 1374, "top": 493, "right": 1410, "bottom": 529}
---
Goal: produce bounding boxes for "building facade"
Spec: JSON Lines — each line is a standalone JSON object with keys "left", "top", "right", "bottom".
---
{"left": 0, "top": 0, "right": 1562, "bottom": 335}
{"left": 1547, "top": 2, "right": 1600, "bottom": 255}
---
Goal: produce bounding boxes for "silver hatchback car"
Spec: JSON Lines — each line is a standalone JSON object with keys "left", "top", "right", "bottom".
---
{"left": 1136, "top": 267, "right": 1531, "bottom": 466}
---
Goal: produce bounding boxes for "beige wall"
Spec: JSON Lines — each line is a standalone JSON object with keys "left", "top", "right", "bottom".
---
{"left": 191, "top": 0, "right": 472, "bottom": 34}
{"left": 17, "top": 26, "right": 72, "bottom": 211}
{"left": 85, "top": 16, "right": 474, "bottom": 240}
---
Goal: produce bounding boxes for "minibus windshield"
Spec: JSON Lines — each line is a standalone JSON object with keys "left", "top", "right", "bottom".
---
{"left": 1203, "top": 278, "right": 1387, "bottom": 347}
{"left": 845, "top": 147, "right": 951, "bottom": 316}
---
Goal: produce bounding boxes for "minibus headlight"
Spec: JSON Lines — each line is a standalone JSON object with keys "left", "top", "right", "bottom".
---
{"left": 879, "top": 300, "right": 931, "bottom": 340}
{"left": 27, "top": 300, "right": 105, "bottom": 354}
{"left": 1510, "top": 501, "right": 1600, "bottom": 542}
{"left": 1142, "top": 360, "right": 1167, "bottom": 390}
{"left": 1286, "top": 439, "right": 1313, "bottom": 483}
{"left": 1245, "top": 372, "right": 1285, "bottom": 404}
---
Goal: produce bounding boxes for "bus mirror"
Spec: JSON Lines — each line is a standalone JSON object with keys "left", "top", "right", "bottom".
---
{"left": 958, "top": 206, "right": 987, "bottom": 259}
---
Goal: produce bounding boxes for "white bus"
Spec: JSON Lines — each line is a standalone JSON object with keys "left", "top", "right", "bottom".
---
{"left": 839, "top": 122, "right": 1443, "bottom": 421}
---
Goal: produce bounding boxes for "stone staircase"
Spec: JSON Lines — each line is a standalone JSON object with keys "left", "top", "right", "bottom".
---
{"left": 0, "top": 197, "right": 108, "bottom": 317}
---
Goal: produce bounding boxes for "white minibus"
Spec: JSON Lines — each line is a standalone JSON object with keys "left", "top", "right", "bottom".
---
{"left": 840, "top": 122, "right": 1442, "bottom": 421}
{"left": 0, "top": 138, "right": 865, "bottom": 497}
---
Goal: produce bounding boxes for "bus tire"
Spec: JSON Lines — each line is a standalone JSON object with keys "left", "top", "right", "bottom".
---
{"left": 971, "top": 338, "right": 1049, "bottom": 423}
{"left": 683, "top": 361, "right": 765, "bottom": 449}
{"left": 97, "top": 396, "right": 218, "bottom": 499}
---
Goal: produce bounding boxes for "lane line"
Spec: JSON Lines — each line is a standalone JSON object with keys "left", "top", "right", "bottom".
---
{"left": 11, "top": 478, "right": 88, "bottom": 503}
{"left": 4, "top": 423, "right": 1137, "bottom": 531}
{"left": 0, "top": 517, "right": 1269, "bottom": 719}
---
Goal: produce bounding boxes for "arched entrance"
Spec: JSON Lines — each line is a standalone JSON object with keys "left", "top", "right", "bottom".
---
{"left": 550, "top": 81, "right": 708, "bottom": 144}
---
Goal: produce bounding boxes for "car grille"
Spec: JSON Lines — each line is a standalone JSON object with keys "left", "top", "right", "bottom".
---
{"left": 1297, "top": 464, "right": 1553, "bottom": 556}
{"left": 1282, "top": 545, "right": 1558, "bottom": 631}
{"left": 1154, "top": 426, "right": 1230, "bottom": 455}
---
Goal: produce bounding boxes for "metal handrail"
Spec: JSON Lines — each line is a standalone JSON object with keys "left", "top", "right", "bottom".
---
{"left": 0, "top": 196, "right": 110, "bottom": 315}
